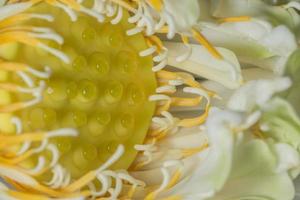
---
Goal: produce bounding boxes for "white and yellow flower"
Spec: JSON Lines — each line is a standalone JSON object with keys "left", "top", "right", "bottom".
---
{"left": 0, "top": 0, "right": 299, "bottom": 200}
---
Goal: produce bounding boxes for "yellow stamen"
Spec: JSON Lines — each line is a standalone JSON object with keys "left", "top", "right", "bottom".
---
{"left": 147, "top": 35, "right": 164, "bottom": 53}
{"left": 191, "top": 28, "right": 223, "bottom": 59}
{"left": 181, "top": 35, "right": 189, "bottom": 45}
{"left": 96, "top": 197, "right": 109, "bottom": 200}
{"left": 10, "top": 175, "right": 92, "bottom": 198}
{"left": 0, "top": 14, "right": 34, "bottom": 29}
{"left": 131, "top": 160, "right": 147, "bottom": 170}
{"left": 166, "top": 169, "right": 181, "bottom": 189}
{"left": 0, "top": 132, "right": 45, "bottom": 147}
{"left": 157, "top": 26, "right": 169, "bottom": 34}
{"left": 161, "top": 196, "right": 183, "bottom": 200}
{"left": 63, "top": 170, "right": 96, "bottom": 192}
{"left": 156, "top": 100, "right": 171, "bottom": 115}
{"left": 157, "top": 70, "right": 217, "bottom": 96}
{"left": 153, "top": 130, "right": 168, "bottom": 141}
{"left": 0, "top": 102, "right": 33, "bottom": 113}
{"left": 0, "top": 31, "right": 39, "bottom": 46}
{"left": 0, "top": 83, "right": 23, "bottom": 92}
{"left": 7, "top": 0, "right": 20, "bottom": 3}
{"left": 147, "top": 0, "right": 163, "bottom": 11}
{"left": 178, "top": 105, "right": 210, "bottom": 127}
{"left": 0, "top": 146, "right": 48, "bottom": 165}
{"left": 0, "top": 163, "right": 71, "bottom": 197}
{"left": 4, "top": 178, "right": 28, "bottom": 192}
{"left": 0, "top": 61, "right": 27, "bottom": 71}
{"left": 145, "top": 169, "right": 182, "bottom": 200}
{"left": 156, "top": 96, "right": 204, "bottom": 121}
{"left": 126, "top": 184, "right": 137, "bottom": 199}
{"left": 56, "top": 0, "right": 81, "bottom": 10}
{"left": 109, "top": 0, "right": 137, "bottom": 13}
{"left": 218, "top": 16, "right": 251, "bottom": 23}
{"left": 0, "top": 26, "right": 40, "bottom": 34}
{"left": 171, "top": 96, "right": 202, "bottom": 107}
{"left": 7, "top": 190, "right": 50, "bottom": 200}
{"left": 182, "top": 143, "right": 209, "bottom": 158}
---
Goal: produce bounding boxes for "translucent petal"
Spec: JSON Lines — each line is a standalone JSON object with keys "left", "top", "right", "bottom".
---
{"left": 165, "top": 42, "right": 243, "bottom": 89}
{"left": 163, "top": 0, "right": 200, "bottom": 32}
{"left": 227, "top": 78, "right": 291, "bottom": 112}
{"left": 210, "top": 140, "right": 295, "bottom": 200}
{"left": 261, "top": 97, "right": 300, "bottom": 153}
{"left": 160, "top": 109, "right": 244, "bottom": 199}
{"left": 197, "top": 20, "right": 297, "bottom": 74}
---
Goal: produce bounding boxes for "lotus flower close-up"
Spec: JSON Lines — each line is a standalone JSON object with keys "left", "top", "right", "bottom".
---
{"left": 0, "top": 0, "right": 300, "bottom": 199}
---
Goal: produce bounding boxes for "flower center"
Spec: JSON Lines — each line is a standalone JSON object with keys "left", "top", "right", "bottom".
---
{"left": 0, "top": 3, "right": 156, "bottom": 179}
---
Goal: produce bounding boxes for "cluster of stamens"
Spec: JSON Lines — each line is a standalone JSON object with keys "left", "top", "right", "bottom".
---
{"left": 0, "top": 0, "right": 254, "bottom": 199}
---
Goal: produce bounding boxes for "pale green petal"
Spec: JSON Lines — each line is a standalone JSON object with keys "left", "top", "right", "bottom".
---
{"left": 286, "top": 83, "right": 300, "bottom": 116}
{"left": 201, "top": 80, "right": 232, "bottom": 108}
{"left": 210, "top": 0, "right": 265, "bottom": 18}
{"left": 159, "top": 109, "right": 244, "bottom": 199}
{"left": 285, "top": 49, "right": 300, "bottom": 82}
{"left": 261, "top": 97, "right": 300, "bottom": 153}
{"left": 164, "top": 42, "right": 243, "bottom": 89}
{"left": 202, "top": 68, "right": 278, "bottom": 109}
{"left": 241, "top": 68, "right": 278, "bottom": 82}
{"left": 198, "top": 21, "right": 273, "bottom": 60}
{"left": 0, "top": 0, "right": 5, "bottom": 6}
{"left": 284, "top": 49, "right": 300, "bottom": 115}
{"left": 158, "top": 109, "right": 296, "bottom": 200}
{"left": 209, "top": 139, "right": 295, "bottom": 200}
{"left": 163, "top": 0, "right": 200, "bottom": 33}
{"left": 274, "top": 143, "right": 300, "bottom": 173}
{"left": 296, "top": 176, "right": 300, "bottom": 198}
{"left": 227, "top": 78, "right": 291, "bottom": 112}
{"left": 265, "top": 3, "right": 300, "bottom": 30}
{"left": 211, "top": 0, "right": 300, "bottom": 32}
{"left": 197, "top": 20, "right": 297, "bottom": 74}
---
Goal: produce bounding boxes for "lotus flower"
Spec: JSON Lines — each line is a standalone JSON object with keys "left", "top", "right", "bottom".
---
{"left": 0, "top": 0, "right": 299, "bottom": 200}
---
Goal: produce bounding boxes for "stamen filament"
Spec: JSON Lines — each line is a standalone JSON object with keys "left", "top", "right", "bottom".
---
{"left": 191, "top": 28, "right": 223, "bottom": 59}
{"left": 218, "top": 16, "right": 251, "bottom": 23}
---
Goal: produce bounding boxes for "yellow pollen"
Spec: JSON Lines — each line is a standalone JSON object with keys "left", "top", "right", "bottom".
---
{"left": 178, "top": 105, "right": 211, "bottom": 127}
{"left": 109, "top": 0, "right": 137, "bottom": 13}
{"left": 218, "top": 16, "right": 251, "bottom": 23}
{"left": 166, "top": 169, "right": 181, "bottom": 189}
{"left": 182, "top": 143, "right": 209, "bottom": 158}
{"left": 147, "top": 35, "right": 164, "bottom": 53}
{"left": 147, "top": 0, "right": 163, "bottom": 11}
{"left": 162, "top": 196, "right": 183, "bottom": 200}
{"left": 181, "top": 35, "right": 189, "bottom": 45}
{"left": 191, "top": 28, "right": 223, "bottom": 60}
{"left": 145, "top": 169, "right": 182, "bottom": 200}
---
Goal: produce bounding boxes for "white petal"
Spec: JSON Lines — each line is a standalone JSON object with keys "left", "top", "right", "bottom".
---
{"left": 198, "top": 19, "right": 297, "bottom": 74}
{"left": 275, "top": 143, "right": 300, "bottom": 173}
{"left": 227, "top": 77, "right": 292, "bottom": 112}
{"left": 163, "top": 0, "right": 200, "bottom": 33}
{"left": 165, "top": 42, "right": 243, "bottom": 89}
{"left": 160, "top": 109, "right": 244, "bottom": 198}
